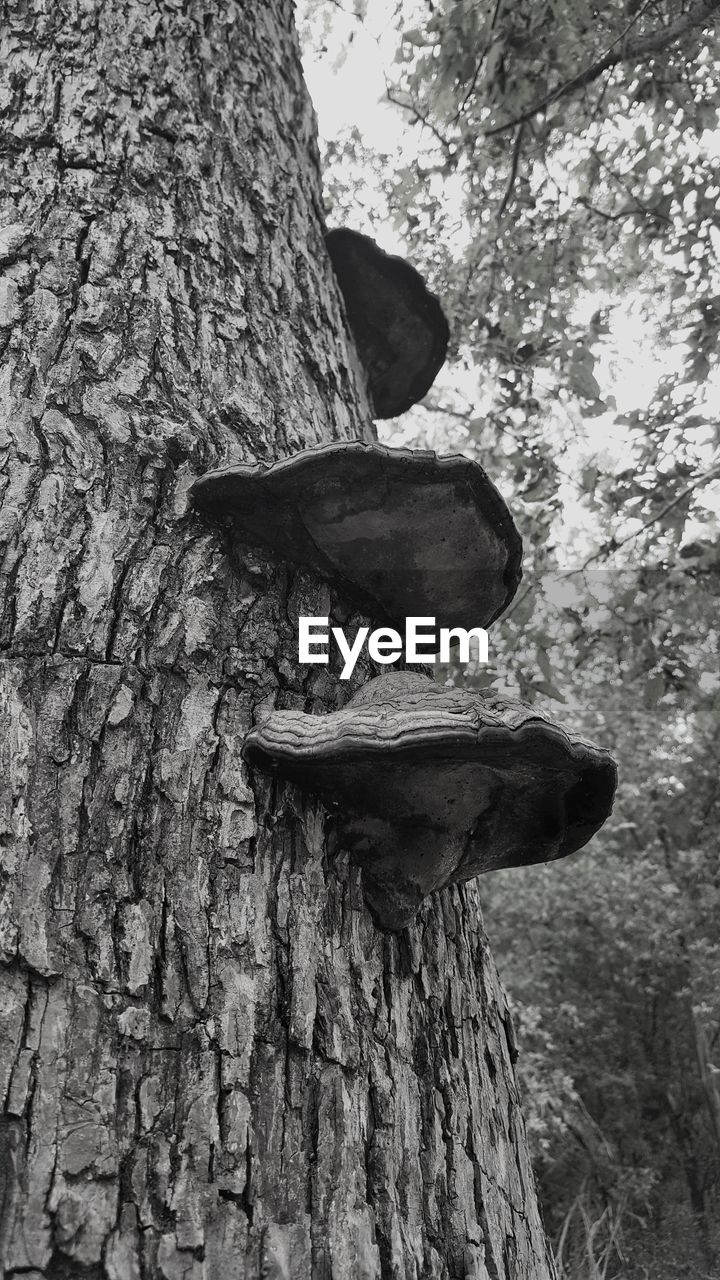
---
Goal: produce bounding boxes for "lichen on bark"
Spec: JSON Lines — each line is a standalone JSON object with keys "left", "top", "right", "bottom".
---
{"left": 0, "top": 1, "right": 555, "bottom": 1276}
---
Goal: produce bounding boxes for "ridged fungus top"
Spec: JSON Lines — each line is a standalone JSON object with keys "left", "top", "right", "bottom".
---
{"left": 243, "top": 671, "right": 618, "bottom": 930}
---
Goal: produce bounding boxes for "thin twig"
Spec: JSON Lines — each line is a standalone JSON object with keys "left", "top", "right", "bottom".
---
{"left": 497, "top": 123, "right": 525, "bottom": 219}
{"left": 384, "top": 83, "right": 456, "bottom": 157}
{"left": 577, "top": 195, "right": 638, "bottom": 223}
{"left": 590, "top": 146, "right": 673, "bottom": 222}
{"left": 485, "top": 0, "right": 718, "bottom": 137}
{"left": 452, "top": 0, "right": 505, "bottom": 123}
{"left": 418, "top": 397, "right": 578, "bottom": 488}
{"left": 581, "top": 463, "right": 720, "bottom": 569}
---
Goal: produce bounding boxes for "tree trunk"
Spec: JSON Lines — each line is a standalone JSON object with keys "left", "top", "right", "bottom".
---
{"left": 0, "top": 2, "right": 555, "bottom": 1277}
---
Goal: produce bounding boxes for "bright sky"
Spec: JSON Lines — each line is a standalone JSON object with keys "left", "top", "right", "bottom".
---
{"left": 298, "top": 3, "right": 406, "bottom": 141}
{"left": 297, "top": 0, "right": 413, "bottom": 253}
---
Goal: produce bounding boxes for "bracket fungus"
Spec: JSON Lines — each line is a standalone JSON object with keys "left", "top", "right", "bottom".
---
{"left": 191, "top": 441, "right": 522, "bottom": 632}
{"left": 244, "top": 671, "right": 617, "bottom": 931}
{"left": 325, "top": 228, "right": 450, "bottom": 418}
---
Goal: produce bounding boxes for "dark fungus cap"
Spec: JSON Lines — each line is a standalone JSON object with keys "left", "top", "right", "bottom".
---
{"left": 325, "top": 228, "right": 449, "bottom": 418}
{"left": 243, "top": 672, "right": 618, "bottom": 930}
{"left": 191, "top": 441, "right": 522, "bottom": 631}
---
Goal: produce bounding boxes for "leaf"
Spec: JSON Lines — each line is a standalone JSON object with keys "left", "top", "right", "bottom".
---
{"left": 581, "top": 466, "right": 599, "bottom": 493}
{"left": 643, "top": 673, "right": 665, "bottom": 706}
{"left": 581, "top": 398, "right": 608, "bottom": 418}
{"left": 569, "top": 361, "right": 602, "bottom": 401}
{"left": 529, "top": 680, "right": 566, "bottom": 703}
{"left": 537, "top": 645, "right": 554, "bottom": 684}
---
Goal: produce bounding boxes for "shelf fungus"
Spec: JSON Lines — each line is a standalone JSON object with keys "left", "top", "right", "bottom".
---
{"left": 243, "top": 672, "right": 617, "bottom": 930}
{"left": 325, "top": 228, "right": 449, "bottom": 418}
{"left": 191, "top": 441, "right": 522, "bottom": 632}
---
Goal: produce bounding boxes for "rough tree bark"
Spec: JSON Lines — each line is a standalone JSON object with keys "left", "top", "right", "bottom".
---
{"left": 0, "top": 1, "right": 556, "bottom": 1277}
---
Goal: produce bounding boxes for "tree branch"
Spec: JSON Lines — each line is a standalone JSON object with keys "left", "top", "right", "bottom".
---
{"left": 452, "top": 0, "right": 505, "bottom": 123}
{"left": 577, "top": 195, "right": 637, "bottom": 223}
{"left": 580, "top": 463, "right": 720, "bottom": 569}
{"left": 588, "top": 146, "right": 672, "bottom": 221}
{"left": 497, "top": 123, "right": 525, "bottom": 219}
{"left": 485, "top": 0, "right": 720, "bottom": 137}
{"left": 384, "top": 84, "right": 456, "bottom": 157}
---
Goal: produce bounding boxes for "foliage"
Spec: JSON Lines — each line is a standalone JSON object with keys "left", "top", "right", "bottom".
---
{"left": 301, "top": 0, "right": 720, "bottom": 572}
{"left": 465, "top": 580, "right": 720, "bottom": 1276}
{"left": 442, "top": 562, "right": 720, "bottom": 1275}
{"left": 298, "top": 0, "right": 720, "bottom": 1272}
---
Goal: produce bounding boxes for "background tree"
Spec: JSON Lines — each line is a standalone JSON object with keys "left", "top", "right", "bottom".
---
{"left": 0, "top": 1, "right": 556, "bottom": 1277}
{"left": 299, "top": 0, "right": 720, "bottom": 1274}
